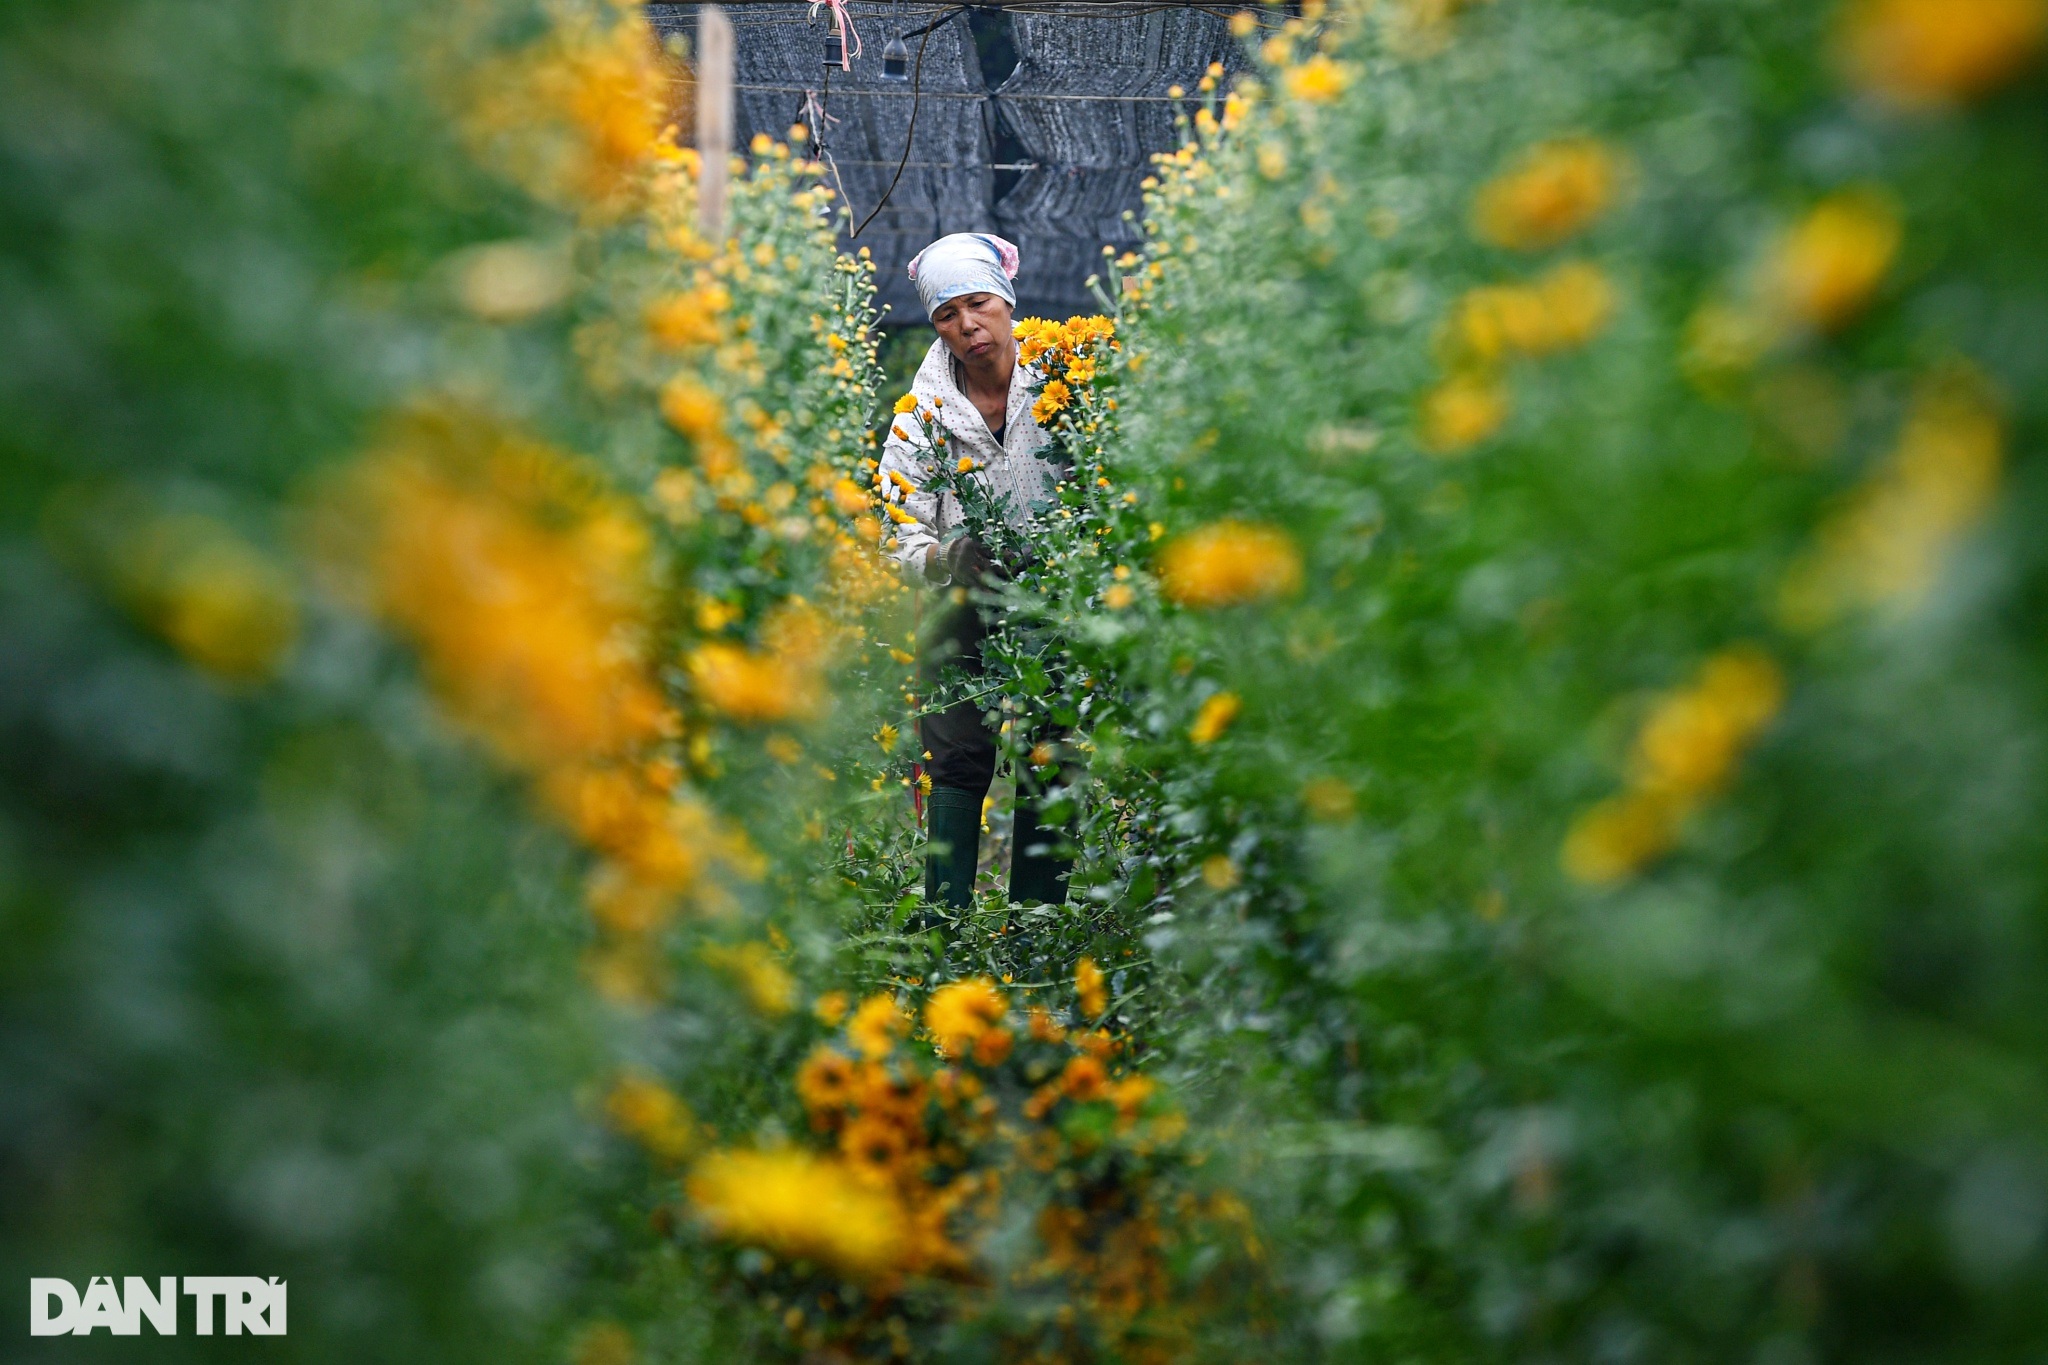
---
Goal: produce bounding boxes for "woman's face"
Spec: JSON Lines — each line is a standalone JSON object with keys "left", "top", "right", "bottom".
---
{"left": 930, "top": 292, "right": 1014, "bottom": 365}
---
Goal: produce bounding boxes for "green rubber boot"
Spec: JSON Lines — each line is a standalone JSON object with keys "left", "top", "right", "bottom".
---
{"left": 1008, "top": 800, "right": 1072, "bottom": 906}
{"left": 923, "top": 786, "right": 984, "bottom": 910}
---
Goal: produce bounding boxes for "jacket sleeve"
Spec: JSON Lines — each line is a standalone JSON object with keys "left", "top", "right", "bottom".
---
{"left": 878, "top": 411, "right": 946, "bottom": 583}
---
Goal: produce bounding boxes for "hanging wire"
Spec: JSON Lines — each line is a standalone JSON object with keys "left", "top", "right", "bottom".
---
{"left": 851, "top": 6, "right": 959, "bottom": 237}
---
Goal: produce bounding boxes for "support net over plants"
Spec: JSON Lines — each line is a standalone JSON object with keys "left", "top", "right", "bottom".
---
{"left": 647, "top": 2, "right": 1246, "bottom": 321}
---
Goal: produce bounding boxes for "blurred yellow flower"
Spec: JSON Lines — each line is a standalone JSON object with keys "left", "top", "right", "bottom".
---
{"left": 1201, "top": 855, "right": 1241, "bottom": 890}
{"left": 687, "top": 1149, "right": 908, "bottom": 1278}
{"left": 452, "top": 240, "right": 573, "bottom": 323}
{"left": 540, "top": 764, "right": 713, "bottom": 894}
{"left": 1060, "top": 1053, "right": 1110, "bottom": 1101}
{"left": 1159, "top": 521, "right": 1303, "bottom": 607}
{"left": 813, "top": 991, "right": 851, "bottom": 1027}
{"left": 462, "top": 7, "right": 668, "bottom": 215}
{"left": 1561, "top": 791, "right": 1681, "bottom": 887}
{"left": 605, "top": 1073, "right": 695, "bottom": 1163}
{"left": 1451, "top": 260, "right": 1616, "bottom": 362}
{"left": 1629, "top": 647, "right": 1784, "bottom": 798}
{"left": 831, "top": 477, "right": 872, "bottom": 516}
{"left": 584, "top": 863, "right": 677, "bottom": 935}
{"left": 1301, "top": 776, "right": 1356, "bottom": 822}
{"left": 654, "top": 467, "right": 702, "bottom": 524}
{"left": 320, "top": 408, "right": 668, "bottom": 770}
{"left": 570, "top": 1321, "right": 635, "bottom": 1365}
{"left": 1189, "top": 691, "right": 1243, "bottom": 744}
{"left": 1563, "top": 646, "right": 1785, "bottom": 885}
{"left": 1679, "top": 300, "right": 1775, "bottom": 393}
{"left": 1533, "top": 260, "right": 1618, "bottom": 349}
{"left": 839, "top": 1113, "right": 916, "bottom": 1184}
{"left": 1284, "top": 54, "right": 1355, "bottom": 103}
{"left": 126, "top": 515, "right": 299, "bottom": 684}
{"left": 646, "top": 286, "right": 728, "bottom": 348}
{"left": 1763, "top": 189, "right": 1902, "bottom": 334}
{"left": 1420, "top": 371, "right": 1510, "bottom": 453}
{"left": 1472, "top": 138, "right": 1626, "bottom": 252}
{"left": 1779, "top": 367, "right": 2005, "bottom": 628}
{"left": 659, "top": 375, "right": 740, "bottom": 480}
{"left": 925, "top": 978, "right": 1008, "bottom": 1059}
{"left": 1104, "top": 583, "right": 1137, "bottom": 610}
{"left": 848, "top": 993, "right": 910, "bottom": 1059}
{"left": 702, "top": 941, "right": 797, "bottom": 1016}
{"left": 687, "top": 643, "right": 809, "bottom": 722}
{"left": 1839, "top": 0, "right": 2046, "bottom": 108}
{"left": 796, "top": 1044, "right": 858, "bottom": 1114}
{"left": 1075, "top": 957, "right": 1107, "bottom": 1018}
{"left": 685, "top": 602, "right": 833, "bottom": 723}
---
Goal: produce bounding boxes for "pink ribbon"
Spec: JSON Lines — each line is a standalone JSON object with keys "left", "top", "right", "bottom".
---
{"left": 800, "top": 88, "right": 841, "bottom": 138}
{"left": 810, "top": 0, "right": 862, "bottom": 71}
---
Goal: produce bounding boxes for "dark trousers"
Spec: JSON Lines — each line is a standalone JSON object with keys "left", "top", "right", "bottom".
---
{"left": 917, "top": 595, "right": 1070, "bottom": 907}
{"left": 919, "top": 596, "right": 999, "bottom": 792}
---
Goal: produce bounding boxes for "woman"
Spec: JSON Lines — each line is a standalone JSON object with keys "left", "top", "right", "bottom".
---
{"left": 877, "top": 232, "right": 1072, "bottom": 910}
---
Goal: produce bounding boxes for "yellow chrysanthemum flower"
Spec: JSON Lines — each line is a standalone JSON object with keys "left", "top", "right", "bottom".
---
{"left": 1763, "top": 189, "right": 1902, "bottom": 334}
{"left": 605, "top": 1073, "right": 695, "bottom": 1162}
{"left": 1075, "top": 957, "right": 1107, "bottom": 1018}
{"left": 1158, "top": 522, "right": 1303, "bottom": 608}
{"left": 1451, "top": 261, "right": 1616, "bottom": 362}
{"left": 1189, "top": 691, "right": 1242, "bottom": 745}
{"left": 924, "top": 978, "right": 1007, "bottom": 1059}
{"left": 1471, "top": 138, "right": 1626, "bottom": 252}
{"left": 1562, "top": 646, "right": 1785, "bottom": 886}
{"left": 847, "top": 993, "right": 909, "bottom": 1059}
{"left": 1838, "top": 0, "right": 2046, "bottom": 108}
{"left": 701, "top": 941, "right": 797, "bottom": 1016}
{"left": 795, "top": 1045, "right": 858, "bottom": 1114}
{"left": 1419, "top": 372, "right": 1510, "bottom": 453}
{"left": 686, "top": 1149, "right": 908, "bottom": 1278}
{"left": 1778, "top": 368, "right": 2005, "bottom": 628}
{"left": 645, "top": 286, "right": 729, "bottom": 348}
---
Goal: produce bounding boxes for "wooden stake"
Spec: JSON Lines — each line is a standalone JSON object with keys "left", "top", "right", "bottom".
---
{"left": 695, "top": 5, "right": 734, "bottom": 239}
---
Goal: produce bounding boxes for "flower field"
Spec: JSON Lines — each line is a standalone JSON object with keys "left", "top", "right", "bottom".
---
{"left": 6, "top": 0, "right": 2048, "bottom": 1362}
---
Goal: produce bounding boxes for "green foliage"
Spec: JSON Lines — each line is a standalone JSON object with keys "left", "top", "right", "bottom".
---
{"left": 959, "top": 1, "right": 2048, "bottom": 1359}
{"left": 0, "top": 0, "right": 639, "bottom": 1359}
{"left": 10, "top": 0, "right": 2048, "bottom": 1361}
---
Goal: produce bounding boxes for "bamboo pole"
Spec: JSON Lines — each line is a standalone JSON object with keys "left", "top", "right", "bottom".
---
{"left": 695, "top": 5, "right": 734, "bottom": 239}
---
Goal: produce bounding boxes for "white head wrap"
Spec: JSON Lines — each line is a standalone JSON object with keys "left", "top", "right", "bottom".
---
{"left": 906, "top": 233, "right": 1020, "bottom": 319}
